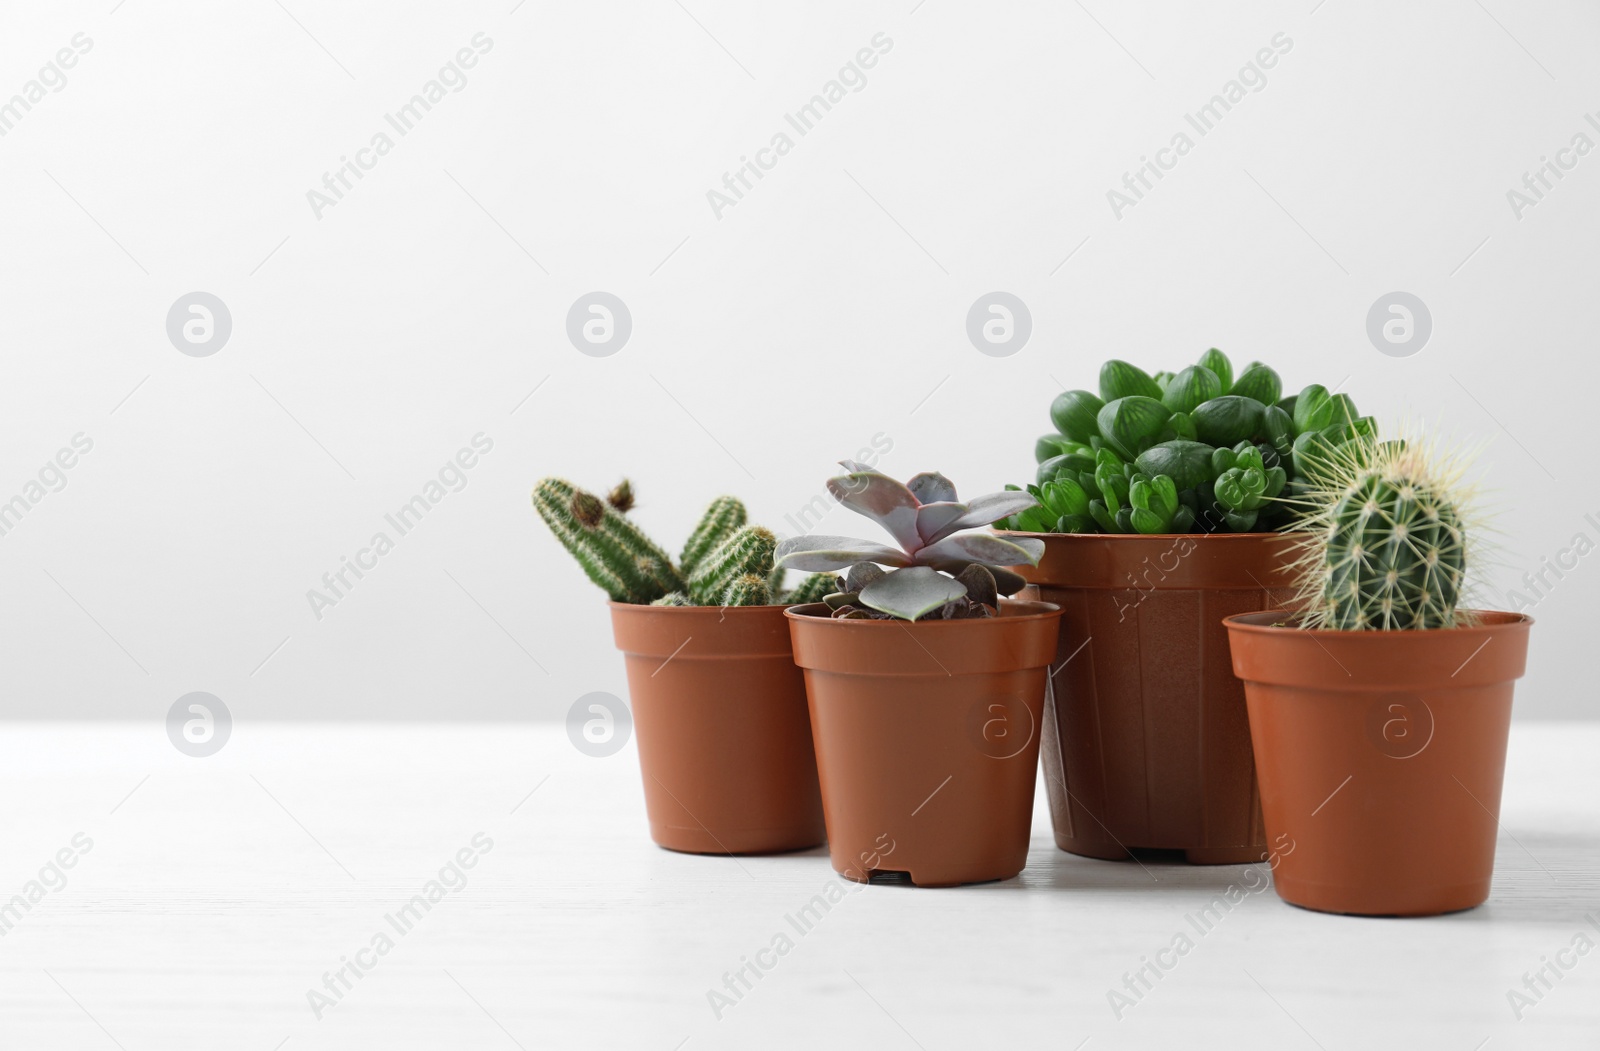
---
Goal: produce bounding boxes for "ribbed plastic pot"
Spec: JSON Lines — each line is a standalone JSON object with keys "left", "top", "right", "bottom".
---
{"left": 784, "top": 599, "right": 1062, "bottom": 887}
{"left": 610, "top": 603, "right": 826, "bottom": 855}
{"left": 1002, "top": 531, "right": 1299, "bottom": 864}
{"left": 1224, "top": 610, "right": 1533, "bottom": 916}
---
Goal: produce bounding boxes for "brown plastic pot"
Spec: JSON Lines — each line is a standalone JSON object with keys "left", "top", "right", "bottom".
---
{"left": 610, "top": 603, "right": 826, "bottom": 855}
{"left": 1224, "top": 610, "right": 1533, "bottom": 916}
{"left": 784, "top": 599, "right": 1062, "bottom": 887}
{"left": 1002, "top": 531, "right": 1300, "bottom": 864}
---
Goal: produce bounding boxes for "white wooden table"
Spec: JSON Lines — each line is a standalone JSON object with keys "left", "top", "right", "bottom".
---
{"left": 1, "top": 723, "right": 1595, "bottom": 1049}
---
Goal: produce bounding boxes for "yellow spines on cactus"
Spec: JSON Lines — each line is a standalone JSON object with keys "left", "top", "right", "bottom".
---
{"left": 1288, "top": 430, "right": 1482, "bottom": 631}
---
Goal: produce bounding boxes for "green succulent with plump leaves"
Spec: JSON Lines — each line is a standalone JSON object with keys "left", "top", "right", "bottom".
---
{"left": 1010, "top": 347, "right": 1375, "bottom": 535}
{"left": 1211, "top": 441, "right": 1288, "bottom": 532}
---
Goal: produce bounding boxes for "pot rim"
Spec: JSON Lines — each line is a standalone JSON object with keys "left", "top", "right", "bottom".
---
{"left": 783, "top": 598, "right": 1061, "bottom": 625}
{"left": 995, "top": 528, "right": 1312, "bottom": 542}
{"left": 608, "top": 600, "right": 796, "bottom": 614}
{"left": 1223, "top": 609, "right": 1534, "bottom": 636}
{"left": 610, "top": 600, "right": 801, "bottom": 659}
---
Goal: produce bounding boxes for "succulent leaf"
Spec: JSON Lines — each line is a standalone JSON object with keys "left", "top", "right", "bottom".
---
{"left": 1136, "top": 440, "right": 1214, "bottom": 491}
{"left": 915, "top": 501, "right": 969, "bottom": 543}
{"left": 1224, "top": 509, "right": 1259, "bottom": 532}
{"left": 1162, "top": 366, "right": 1222, "bottom": 414}
{"left": 989, "top": 565, "right": 1029, "bottom": 596}
{"left": 1050, "top": 390, "right": 1106, "bottom": 443}
{"left": 775, "top": 535, "right": 913, "bottom": 573}
{"left": 1293, "top": 384, "right": 1334, "bottom": 433}
{"left": 844, "top": 561, "right": 888, "bottom": 593}
{"left": 955, "top": 564, "right": 999, "bottom": 608}
{"left": 858, "top": 566, "right": 968, "bottom": 621}
{"left": 1165, "top": 411, "right": 1198, "bottom": 442}
{"left": 826, "top": 469, "right": 922, "bottom": 552}
{"left": 1096, "top": 396, "right": 1171, "bottom": 460}
{"left": 1089, "top": 498, "right": 1117, "bottom": 533}
{"left": 1038, "top": 476, "right": 1092, "bottom": 519}
{"left": 1263, "top": 404, "right": 1296, "bottom": 458}
{"left": 1099, "top": 360, "right": 1164, "bottom": 402}
{"left": 928, "top": 491, "right": 1039, "bottom": 543}
{"left": 1328, "top": 393, "right": 1361, "bottom": 427}
{"left": 1192, "top": 395, "right": 1265, "bottom": 447}
{"left": 1230, "top": 364, "right": 1283, "bottom": 406}
{"left": 1037, "top": 450, "right": 1097, "bottom": 485}
{"left": 917, "top": 532, "right": 1044, "bottom": 567}
{"left": 1198, "top": 348, "right": 1235, "bottom": 393}
{"left": 1035, "top": 434, "right": 1070, "bottom": 463}
{"left": 906, "top": 471, "right": 958, "bottom": 504}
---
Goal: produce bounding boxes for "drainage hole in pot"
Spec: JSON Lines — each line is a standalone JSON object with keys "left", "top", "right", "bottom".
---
{"left": 866, "top": 870, "right": 914, "bottom": 886}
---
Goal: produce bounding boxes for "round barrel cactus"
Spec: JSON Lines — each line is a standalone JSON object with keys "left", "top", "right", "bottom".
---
{"left": 1321, "top": 473, "right": 1465, "bottom": 629}
{"left": 1294, "top": 436, "right": 1477, "bottom": 631}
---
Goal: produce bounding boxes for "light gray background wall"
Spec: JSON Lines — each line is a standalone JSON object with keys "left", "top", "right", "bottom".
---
{"left": 0, "top": 0, "right": 1593, "bottom": 720}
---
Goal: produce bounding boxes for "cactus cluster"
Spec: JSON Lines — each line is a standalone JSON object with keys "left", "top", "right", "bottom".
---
{"left": 1290, "top": 433, "right": 1478, "bottom": 631}
{"left": 533, "top": 478, "right": 833, "bottom": 607}
{"left": 1005, "top": 348, "right": 1374, "bottom": 535}
{"left": 686, "top": 524, "right": 777, "bottom": 605}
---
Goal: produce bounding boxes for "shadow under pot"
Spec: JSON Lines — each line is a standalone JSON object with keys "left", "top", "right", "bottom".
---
{"left": 1004, "top": 531, "right": 1298, "bottom": 864}
{"left": 1224, "top": 610, "right": 1533, "bottom": 917}
{"left": 784, "top": 599, "right": 1062, "bottom": 888}
{"left": 610, "top": 602, "right": 826, "bottom": 855}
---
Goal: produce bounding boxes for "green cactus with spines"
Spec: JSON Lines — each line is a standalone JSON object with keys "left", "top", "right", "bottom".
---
{"left": 787, "top": 572, "right": 841, "bottom": 605}
{"left": 533, "top": 478, "right": 685, "bottom": 603}
{"left": 1320, "top": 472, "right": 1465, "bottom": 631}
{"left": 537, "top": 481, "right": 793, "bottom": 607}
{"left": 1291, "top": 435, "right": 1474, "bottom": 632}
{"left": 688, "top": 525, "right": 776, "bottom": 604}
{"left": 720, "top": 573, "right": 771, "bottom": 607}
{"left": 680, "top": 496, "right": 747, "bottom": 576}
{"left": 651, "top": 591, "right": 691, "bottom": 607}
